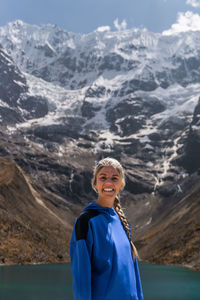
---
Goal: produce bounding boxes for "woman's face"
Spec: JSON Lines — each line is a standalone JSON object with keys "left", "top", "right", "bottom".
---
{"left": 94, "top": 166, "right": 124, "bottom": 202}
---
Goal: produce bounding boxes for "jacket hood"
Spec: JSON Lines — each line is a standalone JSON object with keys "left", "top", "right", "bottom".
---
{"left": 83, "top": 202, "right": 116, "bottom": 216}
{"left": 84, "top": 203, "right": 132, "bottom": 237}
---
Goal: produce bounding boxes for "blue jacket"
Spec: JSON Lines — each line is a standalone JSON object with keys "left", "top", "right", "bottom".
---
{"left": 70, "top": 202, "right": 144, "bottom": 300}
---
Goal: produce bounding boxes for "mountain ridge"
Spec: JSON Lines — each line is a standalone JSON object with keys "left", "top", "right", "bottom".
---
{"left": 1, "top": 20, "right": 200, "bottom": 91}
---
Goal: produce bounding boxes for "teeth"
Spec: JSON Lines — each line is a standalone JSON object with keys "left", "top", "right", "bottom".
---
{"left": 104, "top": 188, "right": 113, "bottom": 191}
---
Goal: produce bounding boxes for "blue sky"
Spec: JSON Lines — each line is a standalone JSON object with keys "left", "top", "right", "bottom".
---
{"left": 0, "top": 0, "right": 200, "bottom": 33}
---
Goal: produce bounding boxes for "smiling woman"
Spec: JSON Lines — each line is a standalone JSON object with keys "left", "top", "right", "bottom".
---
{"left": 94, "top": 165, "right": 124, "bottom": 207}
{"left": 70, "top": 157, "right": 144, "bottom": 300}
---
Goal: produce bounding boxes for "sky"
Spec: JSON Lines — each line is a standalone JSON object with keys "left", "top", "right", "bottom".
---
{"left": 0, "top": 0, "right": 200, "bottom": 34}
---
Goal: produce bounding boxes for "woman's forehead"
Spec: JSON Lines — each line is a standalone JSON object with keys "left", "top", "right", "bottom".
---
{"left": 98, "top": 166, "right": 120, "bottom": 176}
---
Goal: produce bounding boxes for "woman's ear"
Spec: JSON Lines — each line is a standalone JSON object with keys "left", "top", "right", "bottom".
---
{"left": 120, "top": 180, "right": 125, "bottom": 191}
{"left": 93, "top": 182, "right": 98, "bottom": 193}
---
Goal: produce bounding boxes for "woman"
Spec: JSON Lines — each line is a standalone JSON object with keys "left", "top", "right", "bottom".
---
{"left": 70, "top": 157, "right": 144, "bottom": 300}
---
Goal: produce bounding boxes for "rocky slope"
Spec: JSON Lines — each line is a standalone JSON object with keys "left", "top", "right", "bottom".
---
{"left": 0, "top": 20, "right": 200, "bottom": 269}
{"left": 0, "top": 158, "right": 76, "bottom": 265}
{"left": 137, "top": 173, "right": 200, "bottom": 271}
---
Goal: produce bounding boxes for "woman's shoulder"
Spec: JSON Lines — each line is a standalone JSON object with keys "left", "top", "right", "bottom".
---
{"left": 77, "top": 208, "right": 101, "bottom": 225}
{"left": 75, "top": 207, "right": 101, "bottom": 240}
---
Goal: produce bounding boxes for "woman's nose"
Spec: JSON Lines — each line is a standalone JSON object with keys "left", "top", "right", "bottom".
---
{"left": 105, "top": 178, "right": 112, "bottom": 183}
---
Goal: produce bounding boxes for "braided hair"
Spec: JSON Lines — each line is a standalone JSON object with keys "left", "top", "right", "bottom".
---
{"left": 92, "top": 157, "right": 139, "bottom": 260}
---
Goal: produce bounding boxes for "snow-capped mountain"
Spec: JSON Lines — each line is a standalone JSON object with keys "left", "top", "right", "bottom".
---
{"left": 1, "top": 19, "right": 200, "bottom": 193}
{"left": 1, "top": 20, "right": 200, "bottom": 90}
{"left": 0, "top": 20, "right": 200, "bottom": 268}
{"left": 1, "top": 20, "right": 200, "bottom": 177}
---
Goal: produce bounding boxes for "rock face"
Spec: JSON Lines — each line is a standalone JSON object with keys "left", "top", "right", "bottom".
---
{"left": 0, "top": 44, "right": 27, "bottom": 125}
{"left": 0, "top": 21, "right": 200, "bottom": 269}
{"left": 0, "top": 44, "right": 27, "bottom": 106}
{"left": 0, "top": 159, "right": 73, "bottom": 265}
{"left": 177, "top": 97, "right": 200, "bottom": 173}
{"left": 137, "top": 174, "right": 200, "bottom": 271}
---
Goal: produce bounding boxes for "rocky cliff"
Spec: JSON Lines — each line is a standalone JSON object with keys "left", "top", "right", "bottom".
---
{"left": 0, "top": 158, "right": 75, "bottom": 264}
{"left": 137, "top": 173, "right": 200, "bottom": 271}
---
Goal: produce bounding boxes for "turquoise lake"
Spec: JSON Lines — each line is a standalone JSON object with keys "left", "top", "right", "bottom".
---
{"left": 0, "top": 262, "right": 200, "bottom": 299}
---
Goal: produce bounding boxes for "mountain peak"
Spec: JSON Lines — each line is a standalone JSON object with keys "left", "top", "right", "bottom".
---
{"left": 9, "top": 19, "right": 26, "bottom": 27}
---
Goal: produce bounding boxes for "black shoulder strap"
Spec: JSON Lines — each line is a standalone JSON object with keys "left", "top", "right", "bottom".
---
{"left": 75, "top": 209, "right": 100, "bottom": 241}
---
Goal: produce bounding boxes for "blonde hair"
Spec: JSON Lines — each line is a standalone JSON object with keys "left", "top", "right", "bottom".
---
{"left": 92, "top": 157, "right": 139, "bottom": 260}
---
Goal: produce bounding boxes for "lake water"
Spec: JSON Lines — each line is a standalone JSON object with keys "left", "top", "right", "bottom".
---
{"left": 0, "top": 262, "right": 200, "bottom": 300}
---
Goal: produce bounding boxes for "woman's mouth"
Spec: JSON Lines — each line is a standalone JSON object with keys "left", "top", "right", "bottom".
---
{"left": 103, "top": 188, "right": 114, "bottom": 192}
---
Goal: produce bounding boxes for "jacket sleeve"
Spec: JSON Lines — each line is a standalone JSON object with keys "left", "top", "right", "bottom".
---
{"left": 134, "top": 257, "right": 144, "bottom": 300}
{"left": 70, "top": 216, "right": 94, "bottom": 300}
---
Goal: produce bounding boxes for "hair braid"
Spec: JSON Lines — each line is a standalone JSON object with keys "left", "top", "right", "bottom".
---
{"left": 114, "top": 196, "right": 139, "bottom": 260}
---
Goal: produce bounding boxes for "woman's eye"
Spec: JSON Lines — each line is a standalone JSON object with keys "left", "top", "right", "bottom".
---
{"left": 112, "top": 178, "right": 118, "bottom": 181}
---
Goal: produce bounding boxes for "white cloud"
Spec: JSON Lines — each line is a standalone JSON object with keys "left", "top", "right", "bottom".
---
{"left": 186, "top": 0, "right": 200, "bottom": 7}
{"left": 96, "top": 26, "right": 110, "bottom": 32}
{"left": 162, "top": 11, "right": 200, "bottom": 35}
{"left": 113, "top": 18, "right": 127, "bottom": 31}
